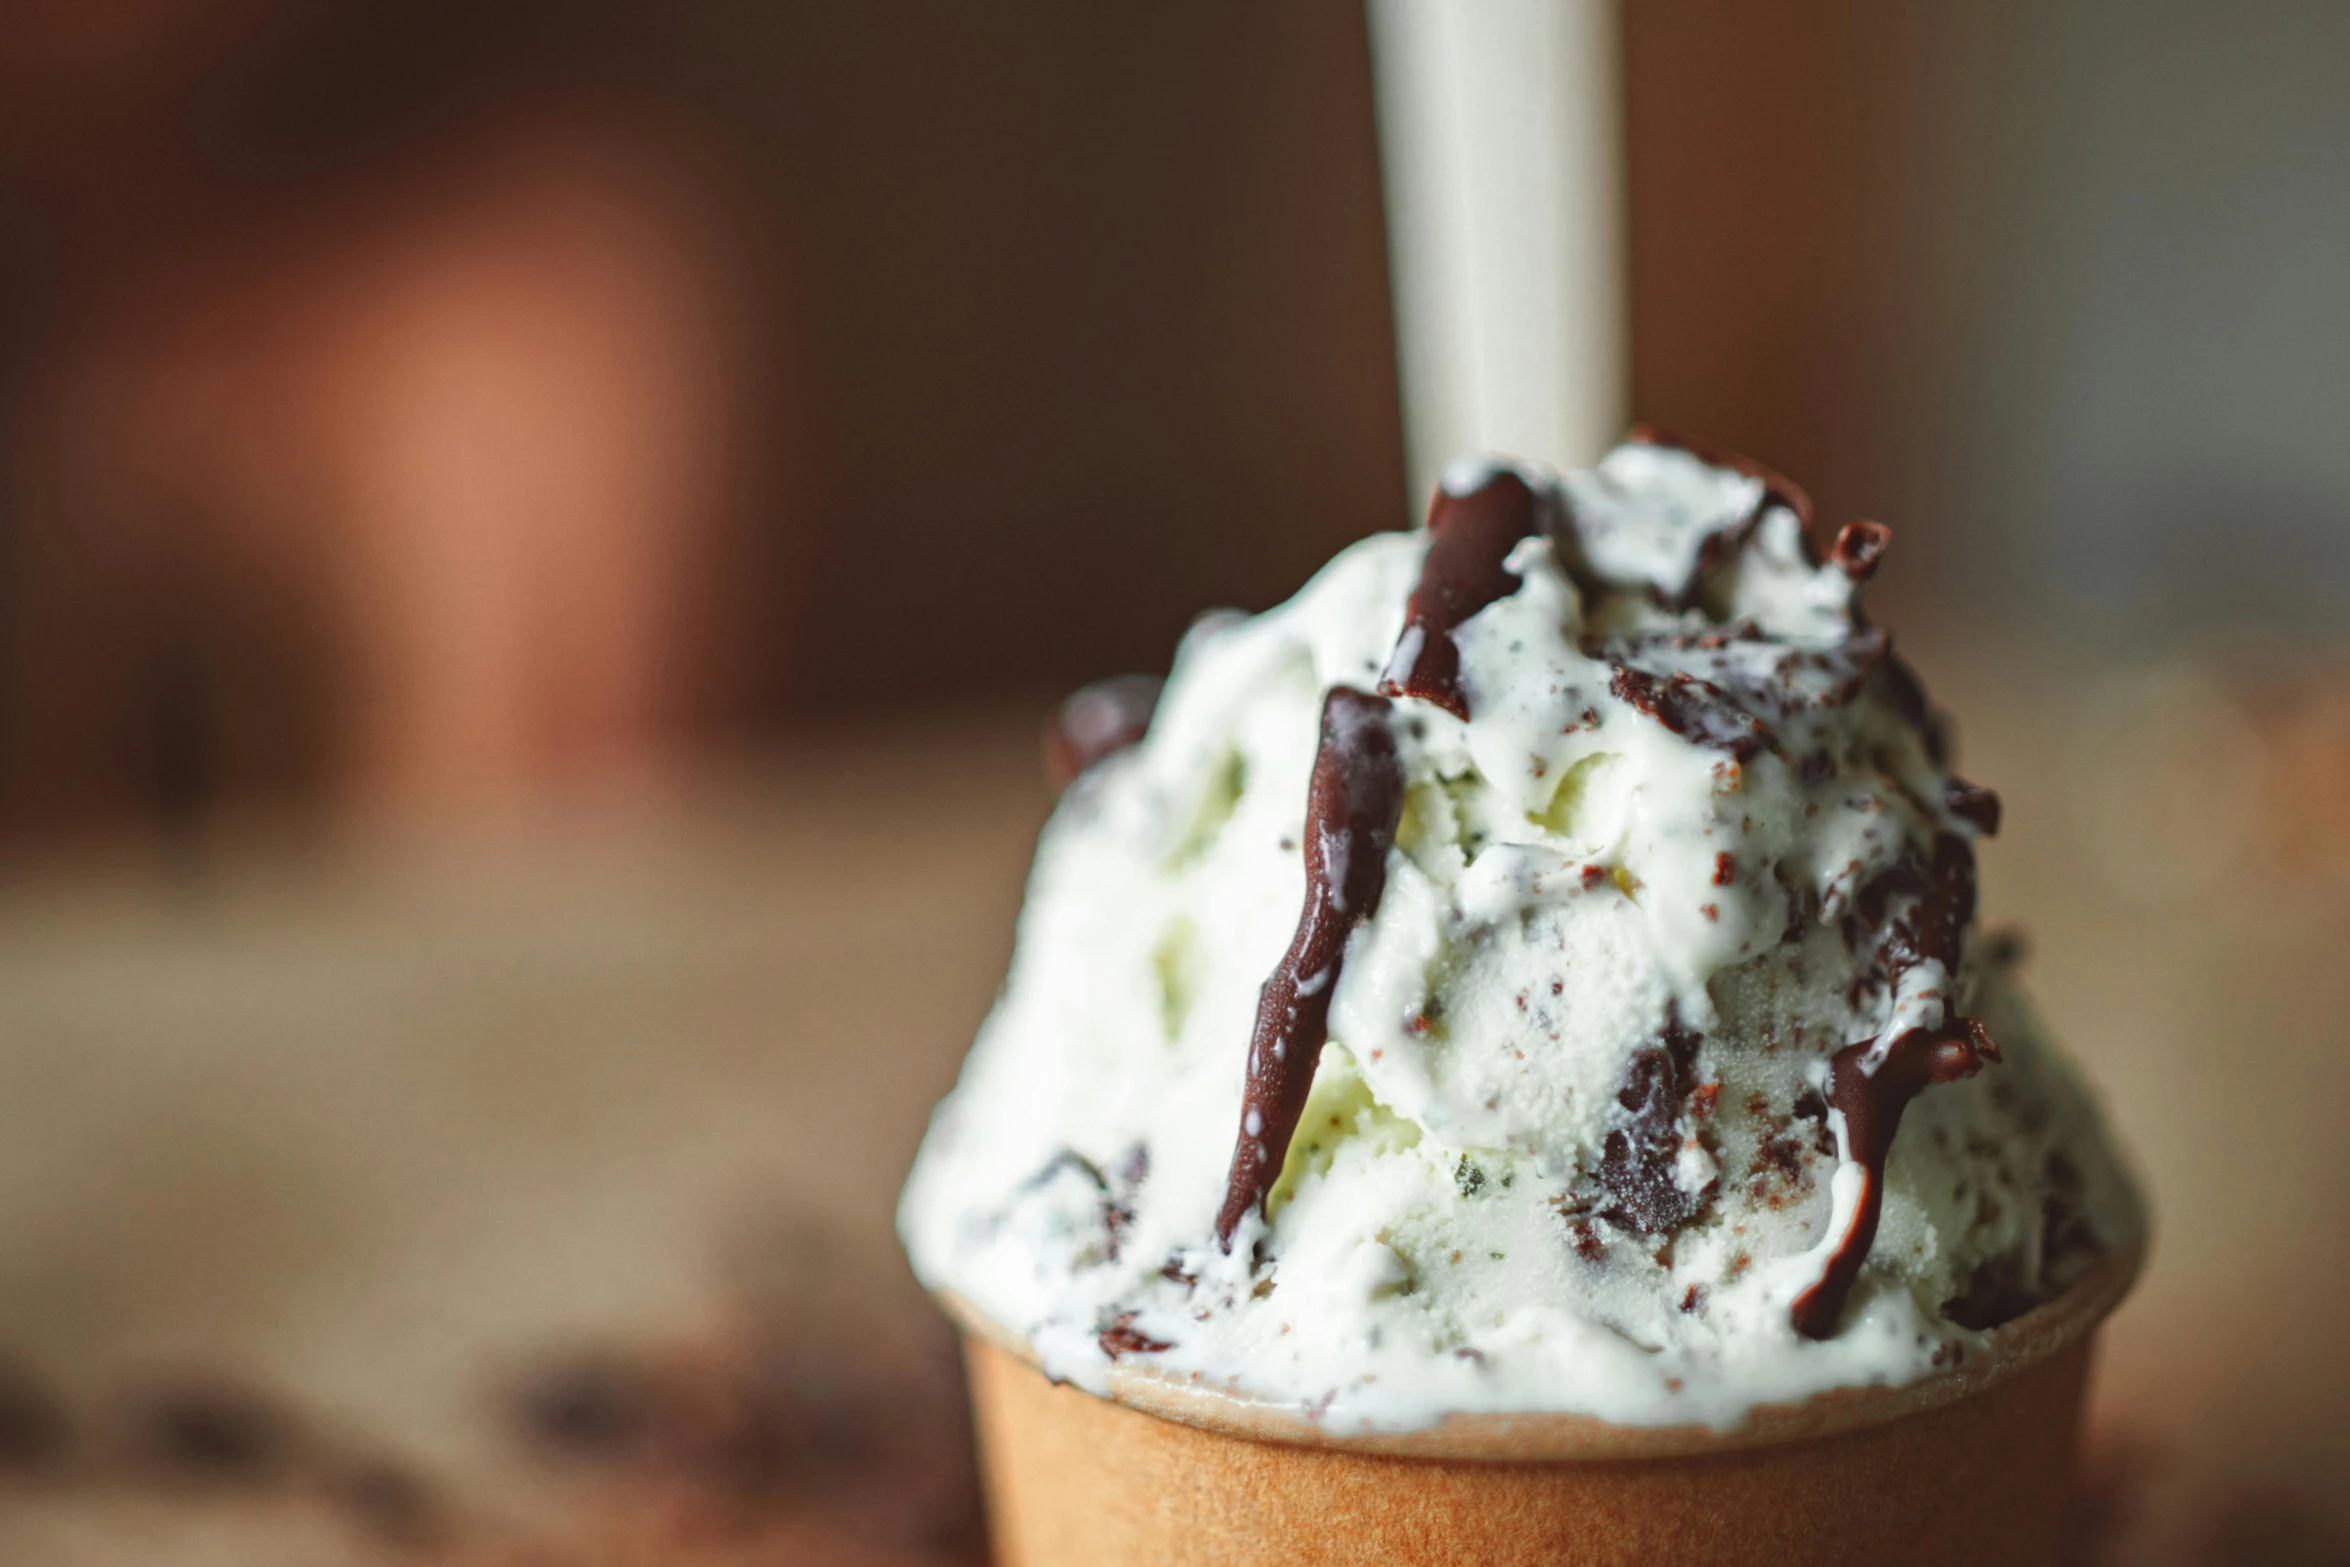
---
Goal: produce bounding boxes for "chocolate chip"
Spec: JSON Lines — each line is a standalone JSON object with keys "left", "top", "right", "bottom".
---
{"left": 1096, "top": 1314, "right": 1172, "bottom": 1359}
{"left": 1830, "top": 520, "right": 1890, "bottom": 581}
{"left": 1608, "top": 666, "right": 1768, "bottom": 762}
{"left": 1597, "top": 1012, "right": 1714, "bottom": 1234}
{"left": 1945, "top": 778, "right": 2002, "bottom": 835}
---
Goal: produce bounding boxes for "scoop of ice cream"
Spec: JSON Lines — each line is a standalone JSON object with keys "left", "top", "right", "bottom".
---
{"left": 899, "top": 433, "right": 2137, "bottom": 1431}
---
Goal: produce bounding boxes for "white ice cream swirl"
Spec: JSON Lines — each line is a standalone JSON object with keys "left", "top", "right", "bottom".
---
{"left": 900, "top": 434, "right": 2135, "bottom": 1431}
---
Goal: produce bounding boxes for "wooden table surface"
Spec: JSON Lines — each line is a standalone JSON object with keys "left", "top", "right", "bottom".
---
{"left": 0, "top": 646, "right": 2341, "bottom": 1565}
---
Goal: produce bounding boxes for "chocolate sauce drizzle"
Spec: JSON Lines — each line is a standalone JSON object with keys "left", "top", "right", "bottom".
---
{"left": 1045, "top": 674, "right": 1162, "bottom": 785}
{"left": 1377, "top": 469, "right": 1541, "bottom": 718}
{"left": 1213, "top": 687, "right": 1404, "bottom": 1247}
{"left": 1210, "top": 432, "right": 2009, "bottom": 1339}
{"left": 1789, "top": 832, "right": 2001, "bottom": 1339}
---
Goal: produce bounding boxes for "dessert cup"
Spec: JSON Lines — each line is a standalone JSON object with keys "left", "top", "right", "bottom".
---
{"left": 945, "top": 1225, "right": 2140, "bottom": 1567}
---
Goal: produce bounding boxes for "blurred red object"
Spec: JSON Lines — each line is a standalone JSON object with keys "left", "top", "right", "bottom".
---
{"left": 0, "top": 3, "right": 790, "bottom": 833}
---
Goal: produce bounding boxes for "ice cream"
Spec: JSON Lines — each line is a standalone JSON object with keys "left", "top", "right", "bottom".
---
{"left": 899, "top": 431, "right": 2137, "bottom": 1433}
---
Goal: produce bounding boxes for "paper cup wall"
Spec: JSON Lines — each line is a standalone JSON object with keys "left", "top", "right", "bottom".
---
{"left": 946, "top": 1232, "right": 2141, "bottom": 1567}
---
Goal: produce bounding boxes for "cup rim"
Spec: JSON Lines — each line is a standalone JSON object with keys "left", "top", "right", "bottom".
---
{"left": 938, "top": 1204, "right": 2145, "bottom": 1462}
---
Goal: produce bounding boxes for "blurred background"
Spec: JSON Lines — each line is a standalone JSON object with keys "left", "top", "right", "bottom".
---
{"left": 0, "top": 1, "right": 2343, "bottom": 1563}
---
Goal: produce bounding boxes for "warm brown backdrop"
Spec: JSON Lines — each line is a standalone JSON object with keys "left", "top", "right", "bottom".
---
{"left": 5, "top": 0, "right": 2347, "bottom": 835}
{"left": 0, "top": 5, "right": 2345, "bottom": 1564}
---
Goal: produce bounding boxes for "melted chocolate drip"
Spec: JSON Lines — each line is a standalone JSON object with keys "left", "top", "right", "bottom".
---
{"left": 1214, "top": 687, "right": 1404, "bottom": 1246}
{"left": 1830, "top": 520, "right": 1890, "bottom": 581}
{"left": 1790, "top": 832, "right": 2001, "bottom": 1339}
{"left": 1596, "top": 1011, "right": 1713, "bottom": 1233}
{"left": 1608, "top": 666, "right": 1770, "bottom": 762}
{"left": 1377, "top": 470, "right": 1540, "bottom": 718}
{"left": 1045, "top": 675, "right": 1162, "bottom": 785}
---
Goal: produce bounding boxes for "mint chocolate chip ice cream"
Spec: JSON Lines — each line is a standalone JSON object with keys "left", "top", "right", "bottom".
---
{"left": 900, "top": 432, "right": 2137, "bottom": 1432}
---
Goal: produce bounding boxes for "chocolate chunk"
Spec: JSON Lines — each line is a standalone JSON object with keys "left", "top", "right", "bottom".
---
{"left": 1596, "top": 1012, "right": 1713, "bottom": 1234}
{"left": 1096, "top": 1314, "right": 1172, "bottom": 1359}
{"left": 1608, "top": 667, "right": 1769, "bottom": 762}
{"left": 1945, "top": 778, "right": 2001, "bottom": 836}
{"left": 1890, "top": 832, "right": 1978, "bottom": 975}
{"left": 1600, "top": 625, "right": 1887, "bottom": 727}
{"left": 1830, "top": 520, "right": 1890, "bottom": 581}
{"left": 1754, "top": 1132, "right": 1806, "bottom": 1186}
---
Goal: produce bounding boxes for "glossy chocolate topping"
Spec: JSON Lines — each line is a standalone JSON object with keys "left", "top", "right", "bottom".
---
{"left": 1377, "top": 469, "right": 1541, "bottom": 719}
{"left": 904, "top": 432, "right": 2131, "bottom": 1434}
{"left": 1790, "top": 832, "right": 2000, "bottom": 1339}
{"left": 1214, "top": 687, "right": 1404, "bottom": 1247}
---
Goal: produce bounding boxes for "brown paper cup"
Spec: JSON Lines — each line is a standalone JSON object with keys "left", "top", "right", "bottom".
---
{"left": 945, "top": 1233, "right": 2141, "bottom": 1567}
